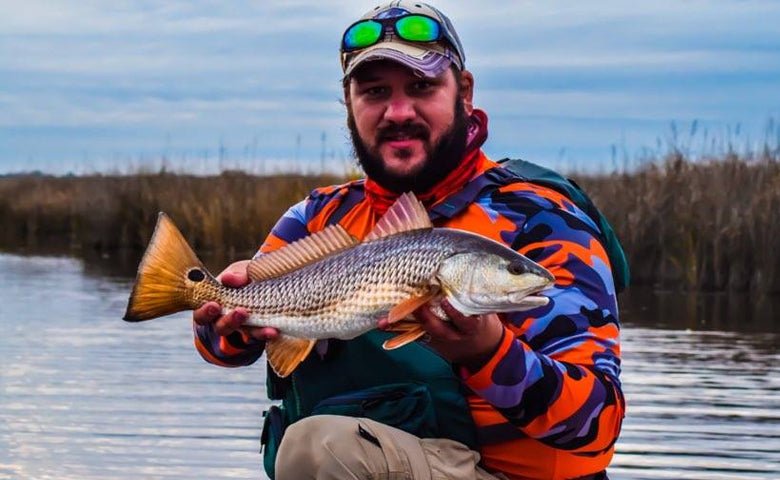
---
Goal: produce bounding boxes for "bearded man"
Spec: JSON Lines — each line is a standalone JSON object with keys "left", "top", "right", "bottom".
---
{"left": 193, "top": 2, "right": 625, "bottom": 479}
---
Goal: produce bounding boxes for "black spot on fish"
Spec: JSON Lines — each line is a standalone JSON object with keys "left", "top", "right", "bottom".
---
{"left": 188, "top": 268, "right": 205, "bottom": 282}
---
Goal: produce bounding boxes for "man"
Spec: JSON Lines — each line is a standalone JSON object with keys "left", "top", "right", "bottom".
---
{"left": 193, "top": 2, "right": 624, "bottom": 479}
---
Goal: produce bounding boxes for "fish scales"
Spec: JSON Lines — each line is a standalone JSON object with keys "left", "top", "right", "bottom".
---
{"left": 123, "top": 193, "right": 555, "bottom": 378}
{"left": 194, "top": 229, "right": 461, "bottom": 340}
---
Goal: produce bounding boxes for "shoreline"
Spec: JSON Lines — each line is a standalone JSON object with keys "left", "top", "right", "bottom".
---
{"left": 2, "top": 152, "right": 779, "bottom": 293}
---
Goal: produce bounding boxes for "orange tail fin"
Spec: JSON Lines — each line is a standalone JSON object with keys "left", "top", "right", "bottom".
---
{"left": 124, "top": 213, "right": 210, "bottom": 322}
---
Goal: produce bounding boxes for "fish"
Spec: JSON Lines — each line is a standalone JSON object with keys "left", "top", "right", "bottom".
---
{"left": 123, "top": 192, "right": 554, "bottom": 378}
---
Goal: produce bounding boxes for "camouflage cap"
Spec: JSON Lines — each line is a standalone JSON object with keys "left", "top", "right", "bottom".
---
{"left": 341, "top": 1, "right": 466, "bottom": 79}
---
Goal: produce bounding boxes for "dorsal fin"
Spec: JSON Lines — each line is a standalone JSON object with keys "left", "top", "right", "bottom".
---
{"left": 365, "top": 192, "right": 432, "bottom": 242}
{"left": 247, "top": 224, "right": 358, "bottom": 282}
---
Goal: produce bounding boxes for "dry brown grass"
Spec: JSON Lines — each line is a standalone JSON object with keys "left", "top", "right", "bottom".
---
{"left": 0, "top": 171, "right": 340, "bottom": 258}
{"left": 3, "top": 147, "right": 779, "bottom": 293}
{"left": 577, "top": 149, "right": 780, "bottom": 293}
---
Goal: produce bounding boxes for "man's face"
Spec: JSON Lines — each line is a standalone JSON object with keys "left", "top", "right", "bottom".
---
{"left": 346, "top": 61, "right": 474, "bottom": 193}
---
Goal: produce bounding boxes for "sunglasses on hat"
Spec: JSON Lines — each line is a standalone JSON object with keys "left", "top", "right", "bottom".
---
{"left": 341, "top": 14, "right": 445, "bottom": 52}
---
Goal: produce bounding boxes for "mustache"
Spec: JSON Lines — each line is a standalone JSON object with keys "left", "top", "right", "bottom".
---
{"left": 376, "top": 123, "right": 430, "bottom": 143}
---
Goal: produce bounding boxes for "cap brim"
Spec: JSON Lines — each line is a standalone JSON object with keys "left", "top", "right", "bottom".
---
{"left": 343, "top": 41, "right": 454, "bottom": 79}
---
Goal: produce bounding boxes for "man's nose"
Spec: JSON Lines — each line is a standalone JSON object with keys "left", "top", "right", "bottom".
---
{"left": 383, "top": 95, "right": 416, "bottom": 123}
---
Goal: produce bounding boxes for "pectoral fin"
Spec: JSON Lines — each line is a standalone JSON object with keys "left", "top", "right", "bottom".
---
{"left": 265, "top": 335, "right": 316, "bottom": 378}
{"left": 386, "top": 290, "right": 439, "bottom": 324}
{"left": 382, "top": 321, "right": 427, "bottom": 350}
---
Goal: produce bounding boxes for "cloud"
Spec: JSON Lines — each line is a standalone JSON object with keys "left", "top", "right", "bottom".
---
{"left": 1, "top": 0, "right": 779, "bottom": 172}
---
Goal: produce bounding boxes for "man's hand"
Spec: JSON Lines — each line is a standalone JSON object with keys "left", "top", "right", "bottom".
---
{"left": 192, "top": 260, "right": 279, "bottom": 341}
{"left": 415, "top": 300, "right": 505, "bottom": 371}
{"left": 378, "top": 299, "right": 505, "bottom": 371}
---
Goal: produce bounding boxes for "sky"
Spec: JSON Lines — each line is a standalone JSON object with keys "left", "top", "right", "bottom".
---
{"left": 1, "top": 0, "right": 779, "bottom": 175}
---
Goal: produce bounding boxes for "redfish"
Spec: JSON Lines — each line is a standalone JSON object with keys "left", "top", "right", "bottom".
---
{"left": 124, "top": 193, "right": 554, "bottom": 377}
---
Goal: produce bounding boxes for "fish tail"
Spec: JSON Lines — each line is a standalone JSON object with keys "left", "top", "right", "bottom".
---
{"left": 124, "top": 213, "right": 210, "bottom": 322}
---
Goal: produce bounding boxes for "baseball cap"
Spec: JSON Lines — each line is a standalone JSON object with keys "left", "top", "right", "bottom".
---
{"left": 340, "top": 1, "right": 466, "bottom": 79}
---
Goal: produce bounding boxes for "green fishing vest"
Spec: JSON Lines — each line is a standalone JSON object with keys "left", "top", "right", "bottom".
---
{"left": 261, "top": 331, "right": 478, "bottom": 479}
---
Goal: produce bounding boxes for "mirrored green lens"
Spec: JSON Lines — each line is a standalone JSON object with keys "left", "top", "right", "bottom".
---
{"left": 396, "top": 15, "right": 440, "bottom": 42}
{"left": 343, "top": 20, "right": 383, "bottom": 50}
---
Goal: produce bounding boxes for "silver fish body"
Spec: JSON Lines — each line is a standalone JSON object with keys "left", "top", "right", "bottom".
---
{"left": 191, "top": 228, "right": 552, "bottom": 340}
{"left": 124, "top": 192, "right": 554, "bottom": 377}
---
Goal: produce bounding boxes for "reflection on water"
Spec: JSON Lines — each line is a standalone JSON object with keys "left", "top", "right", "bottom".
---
{"left": 0, "top": 253, "right": 266, "bottom": 480}
{"left": 1, "top": 253, "right": 778, "bottom": 479}
{"left": 621, "top": 286, "right": 780, "bottom": 334}
{"left": 613, "top": 287, "right": 780, "bottom": 479}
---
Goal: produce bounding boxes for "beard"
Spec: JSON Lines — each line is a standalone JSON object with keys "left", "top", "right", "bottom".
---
{"left": 347, "top": 98, "right": 470, "bottom": 193}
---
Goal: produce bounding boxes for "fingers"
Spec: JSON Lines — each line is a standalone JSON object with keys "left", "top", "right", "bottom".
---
{"left": 193, "top": 259, "right": 253, "bottom": 334}
{"left": 213, "top": 308, "right": 248, "bottom": 336}
{"left": 217, "top": 260, "right": 251, "bottom": 288}
{"left": 193, "top": 300, "right": 279, "bottom": 341}
{"left": 438, "top": 300, "right": 481, "bottom": 335}
{"left": 243, "top": 326, "right": 280, "bottom": 341}
{"left": 407, "top": 299, "right": 506, "bottom": 367}
{"left": 193, "top": 301, "right": 223, "bottom": 326}
{"left": 440, "top": 299, "right": 466, "bottom": 320}
{"left": 193, "top": 303, "right": 249, "bottom": 337}
{"left": 190, "top": 260, "right": 282, "bottom": 343}
{"left": 415, "top": 304, "right": 461, "bottom": 341}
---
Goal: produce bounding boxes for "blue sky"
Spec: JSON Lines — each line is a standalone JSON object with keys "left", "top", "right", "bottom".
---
{"left": 1, "top": 0, "right": 779, "bottom": 175}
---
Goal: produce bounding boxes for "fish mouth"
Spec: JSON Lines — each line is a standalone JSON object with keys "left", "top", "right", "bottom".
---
{"left": 509, "top": 293, "right": 550, "bottom": 311}
{"left": 451, "top": 288, "right": 552, "bottom": 316}
{"left": 501, "top": 281, "right": 554, "bottom": 311}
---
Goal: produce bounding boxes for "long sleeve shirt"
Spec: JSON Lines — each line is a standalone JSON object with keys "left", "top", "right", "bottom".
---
{"left": 194, "top": 152, "right": 624, "bottom": 479}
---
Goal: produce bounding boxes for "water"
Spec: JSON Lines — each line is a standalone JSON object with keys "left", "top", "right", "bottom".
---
{"left": 1, "top": 253, "right": 778, "bottom": 479}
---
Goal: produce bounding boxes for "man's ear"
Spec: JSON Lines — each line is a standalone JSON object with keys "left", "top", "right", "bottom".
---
{"left": 343, "top": 82, "right": 352, "bottom": 107}
{"left": 459, "top": 70, "right": 475, "bottom": 114}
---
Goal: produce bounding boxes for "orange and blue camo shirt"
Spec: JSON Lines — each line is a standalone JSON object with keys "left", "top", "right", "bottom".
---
{"left": 194, "top": 152, "right": 625, "bottom": 479}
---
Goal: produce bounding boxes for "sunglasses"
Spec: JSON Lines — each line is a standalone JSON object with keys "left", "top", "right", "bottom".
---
{"left": 342, "top": 14, "right": 444, "bottom": 52}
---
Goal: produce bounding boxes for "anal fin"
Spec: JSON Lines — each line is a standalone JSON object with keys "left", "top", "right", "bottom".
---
{"left": 265, "top": 335, "right": 316, "bottom": 378}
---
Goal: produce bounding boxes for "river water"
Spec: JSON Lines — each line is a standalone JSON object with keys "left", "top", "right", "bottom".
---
{"left": 1, "top": 252, "right": 778, "bottom": 479}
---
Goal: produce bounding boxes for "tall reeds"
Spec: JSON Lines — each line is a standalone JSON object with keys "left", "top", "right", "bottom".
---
{"left": 577, "top": 148, "right": 780, "bottom": 293}
{"left": 0, "top": 171, "right": 339, "bottom": 258}
{"left": 2, "top": 147, "right": 779, "bottom": 293}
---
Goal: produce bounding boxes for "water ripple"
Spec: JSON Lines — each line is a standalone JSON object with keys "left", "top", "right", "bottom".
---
{"left": 1, "top": 254, "right": 778, "bottom": 479}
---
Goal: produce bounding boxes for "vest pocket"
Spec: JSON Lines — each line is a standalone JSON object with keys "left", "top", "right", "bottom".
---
{"left": 311, "top": 382, "right": 438, "bottom": 439}
{"left": 260, "top": 405, "right": 287, "bottom": 479}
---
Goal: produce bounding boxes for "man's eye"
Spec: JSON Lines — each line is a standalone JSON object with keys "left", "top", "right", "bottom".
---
{"left": 362, "top": 86, "right": 386, "bottom": 96}
{"left": 412, "top": 81, "right": 433, "bottom": 91}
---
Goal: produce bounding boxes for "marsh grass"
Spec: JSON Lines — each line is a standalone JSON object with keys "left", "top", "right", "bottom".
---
{"left": 577, "top": 149, "right": 780, "bottom": 293}
{"left": 0, "top": 171, "right": 340, "bottom": 259}
{"left": 2, "top": 148, "right": 779, "bottom": 293}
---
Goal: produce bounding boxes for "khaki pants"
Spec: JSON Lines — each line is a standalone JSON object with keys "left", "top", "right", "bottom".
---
{"left": 275, "top": 415, "right": 502, "bottom": 480}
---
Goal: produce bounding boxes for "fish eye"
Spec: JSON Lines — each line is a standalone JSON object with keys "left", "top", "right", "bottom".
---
{"left": 187, "top": 268, "right": 205, "bottom": 282}
{"left": 507, "top": 260, "right": 529, "bottom": 275}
